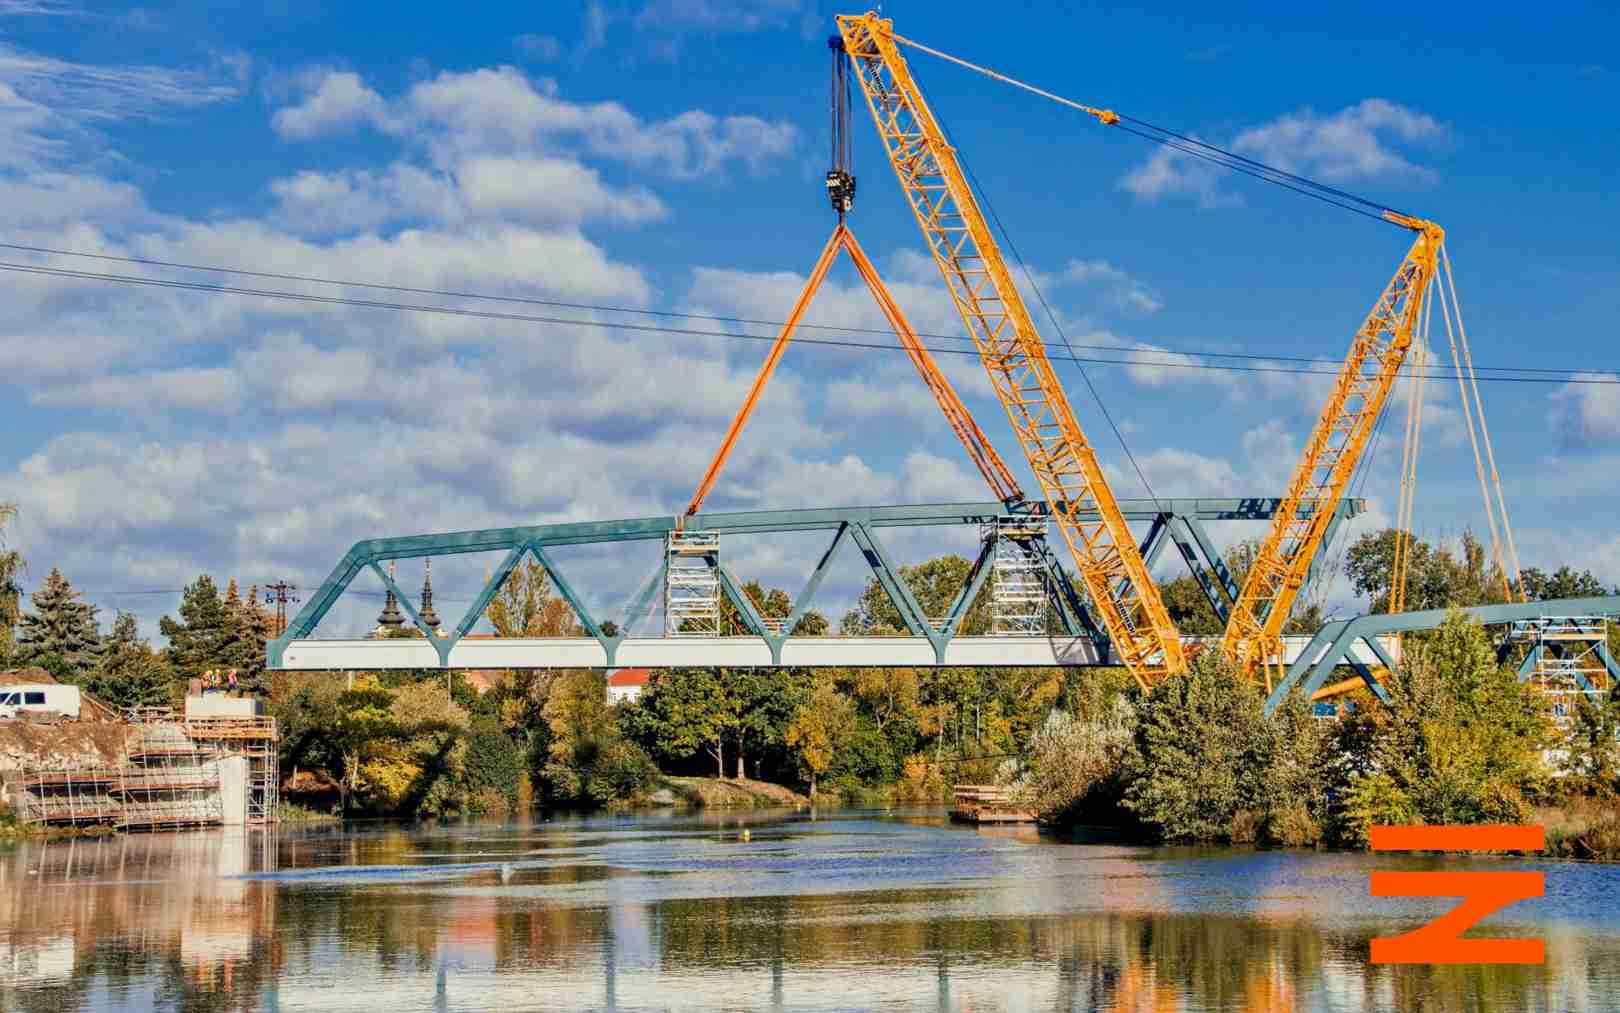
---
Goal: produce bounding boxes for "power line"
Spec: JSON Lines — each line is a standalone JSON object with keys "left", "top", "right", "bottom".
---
{"left": 0, "top": 239, "right": 1602, "bottom": 379}
{"left": 0, "top": 259, "right": 1612, "bottom": 387}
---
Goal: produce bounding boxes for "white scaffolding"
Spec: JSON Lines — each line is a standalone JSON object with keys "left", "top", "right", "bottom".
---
{"left": 1509, "top": 616, "right": 1611, "bottom": 723}
{"left": 665, "top": 530, "right": 721, "bottom": 636}
{"left": 984, "top": 517, "right": 1049, "bottom": 636}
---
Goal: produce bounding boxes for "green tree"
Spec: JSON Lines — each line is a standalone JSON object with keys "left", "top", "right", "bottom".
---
{"left": 784, "top": 677, "right": 857, "bottom": 797}
{"left": 1561, "top": 693, "right": 1620, "bottom": 797}
{"left": 540, "top": 669, "right": 653, "bottom": 805}
{"left": 160, "top": 575, "right": 239, "bottom": 685}
{"left": 226, "top": 580, "right": 275, "bottom": 694}
{"left": 1124, "top": 652, "right": 1271, "bottom": 843}
{"left": 1518, "top": 565, "right": 1609, "bottom": 602}
{"left": 0, "top": 502, "right": 21, "bottom": 663}
{"left": 634, "top": 668, "right": 732, "bottom": 776}
{"left": 83, "top": 612, "right": 172, "bottom": 711}
{"left": 725, "top": 580, "right": 828, "bottom": 636}
{"left": 840, "top": 555, "right": 991, "bottom": 636}
{"left": 1328, "top": 611, "right": 1552, "bottom": 845}
{"left": 15, "top": 567, "right": 103, "bottom": 677}
{"left": 1346, "top": 528, "right": 1508, "bottom": 612}
{"left": 361, "top": 679, "right": 470, "bottom": 817}
{"left": 1014, "top": 698, "right": 1138, "bottom": 825}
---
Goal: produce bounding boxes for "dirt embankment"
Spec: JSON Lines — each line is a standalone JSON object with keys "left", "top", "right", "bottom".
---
{"left": 648, "top": 776, "right": 809, "bottom": 808}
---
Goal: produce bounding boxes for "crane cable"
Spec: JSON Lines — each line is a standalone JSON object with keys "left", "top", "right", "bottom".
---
{"left": 894, "top": 26, "right": 1526, "bottom": 603}
{"left": 1390, "top": 281, "right": 1433, "bottom": 614}
{"left": 889, "top": 31, "right": 1406, "bottom": 226}
{"left": 1435, "top": 247, "right": 1522, "bottom": 600}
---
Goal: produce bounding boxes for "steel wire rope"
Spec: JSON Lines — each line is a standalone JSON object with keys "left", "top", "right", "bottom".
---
{"left": 0, "top": 259, "right": 1612, "bottom": 386}
{"left": 0, "top": 240, "right": 1600, "bottom": 379}
{"left": 888, "top": 29, "right": 1406, "bottom": 226}
{"left": 919, "top": 73, "right": 1167, "bottom": 513}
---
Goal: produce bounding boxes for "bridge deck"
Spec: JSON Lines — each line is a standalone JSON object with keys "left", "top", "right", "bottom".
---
{"left": 276, "top": 634, "right": 1397, "bottom": 671}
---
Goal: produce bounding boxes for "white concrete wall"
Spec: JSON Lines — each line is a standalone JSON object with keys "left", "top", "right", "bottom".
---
{"left": 215, "top": 756, "right": 248, "bottom": 826}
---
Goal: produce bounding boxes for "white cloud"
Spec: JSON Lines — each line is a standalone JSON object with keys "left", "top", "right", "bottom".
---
{"left": 1061, "top": 258, "right": 1162, "bottom": 313}
{"left": 272, "top": 65, "right": 800, "bottom": 179}
{"left": 270, "top": 70, "right": 389, "bottom": 140}
{"left": 269, "top": 156, "right": 666, "bottom": 234}
{"left": 1122, "top": 99, "right": 1445, "bottom": 206}
{"left": 1549, "top": 372, "right": 1620, "bottom": 447}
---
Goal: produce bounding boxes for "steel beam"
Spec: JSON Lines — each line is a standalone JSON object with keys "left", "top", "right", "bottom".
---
{"left": 268, "top": 496, "right": 1365, "bottom": 668}
{"left": 277, "top": 633, "right": 1392, "bottom": 672}
{"left": 1264, "top": 594, "right": 1620, "bottom": 713}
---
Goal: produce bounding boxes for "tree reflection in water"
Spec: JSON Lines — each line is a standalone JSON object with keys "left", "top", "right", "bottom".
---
{"left": 0, "top": 811, "right": 1616, "bottom": 1011}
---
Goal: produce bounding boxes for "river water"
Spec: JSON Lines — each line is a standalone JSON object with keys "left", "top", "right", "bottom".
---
{"left": 1, "top": 807, "right": 1617, "bottom": 1011}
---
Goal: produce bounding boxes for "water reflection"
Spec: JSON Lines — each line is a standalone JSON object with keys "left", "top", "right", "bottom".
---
{"left": 0, "top": 810, "right": 1616, "bottom": 1011}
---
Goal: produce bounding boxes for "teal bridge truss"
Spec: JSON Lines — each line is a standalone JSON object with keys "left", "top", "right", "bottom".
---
{"left": 269, "top": 497, "right": 1362, "bottom": 672}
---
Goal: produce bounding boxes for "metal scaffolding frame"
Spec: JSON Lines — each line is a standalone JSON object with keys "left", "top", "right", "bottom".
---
{"left": 13, "top": 714, "right": 279, "bottom": 829}
{"left": 1510, "top": 616, "right": 1614, "bottom": 723}
{"left": 664, "top": 530, "right": 721, "bottom": 636}
{"left": 185, "top": 716, "right": 280, "bottom": 825}
{"left": 985, "top": 516, "right": 1048, "bottom": 636}
{"left": 116, "top": 722, "right": 223, "bottom": 831}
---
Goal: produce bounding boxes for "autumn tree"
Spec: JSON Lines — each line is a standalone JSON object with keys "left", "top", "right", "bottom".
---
{"left": 16, "top": 567, "right": 103, "bottom": 678}
{"left": 785, "top": 677, "right": 857, "bottom": 797}
{"left": 487, "top": 560, "right": 583, "bottom": 637}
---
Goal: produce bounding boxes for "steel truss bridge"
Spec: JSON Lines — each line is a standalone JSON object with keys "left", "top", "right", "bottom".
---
{"left": 271, "top": 494, "right": 1620, "bottom": 716}
{"left": 271, "top": 496, "right": 1376, "bottom": 673}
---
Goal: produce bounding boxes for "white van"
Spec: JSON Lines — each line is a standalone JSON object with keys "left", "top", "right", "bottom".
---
{"left": 0, "top": 684, "right": 80, "bottom": 721}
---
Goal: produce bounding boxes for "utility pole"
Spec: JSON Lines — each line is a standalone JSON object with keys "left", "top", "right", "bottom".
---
{"left": 263, "top": 581, "right": 299, "bottom": 637}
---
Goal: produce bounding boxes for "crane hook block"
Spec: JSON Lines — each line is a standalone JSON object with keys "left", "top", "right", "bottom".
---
{"left": 826, "top": 170, "right": 856, "bottom": 214}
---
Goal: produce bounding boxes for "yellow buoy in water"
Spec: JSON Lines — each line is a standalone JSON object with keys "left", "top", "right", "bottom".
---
{"left": 740, "top": 829, "right": 751, "bottom": 842}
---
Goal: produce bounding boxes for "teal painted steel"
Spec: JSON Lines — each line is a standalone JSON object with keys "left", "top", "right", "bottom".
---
{"left": 1264, "top": 594, "right": 1620, "bottom": 714}
{"left": 269, "top": 496, "right": 1366, "bottom": 670}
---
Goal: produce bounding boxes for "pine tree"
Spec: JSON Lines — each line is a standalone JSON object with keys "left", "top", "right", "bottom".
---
{"left": 85, "top": 612, "right": 172, "bottom": 711}
{"left": 229, "top": 582, "right": 275, "bottom": 694}
{"left": 16, "top": 567, "right": 103, "bottom": 677}
{"left": 160, "top": 575, "right": 239, "bottom": 683}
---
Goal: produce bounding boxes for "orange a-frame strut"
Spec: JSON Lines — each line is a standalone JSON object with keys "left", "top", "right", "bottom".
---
{"left": 683, "top": 222, "right": 1022, "bottom": 519}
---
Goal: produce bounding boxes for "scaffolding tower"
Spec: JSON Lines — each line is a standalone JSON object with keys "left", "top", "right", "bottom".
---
{"left": 1509, "top": 616, "right": 1614, "bottom": 723}
{"left": 116, "top": 722, "right": 223, "bottom": 831}
{"left": 15, "top": 768, "right": 123, "bottom": 824}
{"left": 186, "top": 716, "right": 280, "bottom": 824}
{"left": 985, "top": 517, "right": 1050, "bottom": 636}
{"left": 665, "top": 531, "right": 721, "bottom": 636}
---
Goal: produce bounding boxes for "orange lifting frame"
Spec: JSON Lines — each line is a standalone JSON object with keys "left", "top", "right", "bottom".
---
{"left": 683, "top": 221, "right": 1023, "bottom": 519}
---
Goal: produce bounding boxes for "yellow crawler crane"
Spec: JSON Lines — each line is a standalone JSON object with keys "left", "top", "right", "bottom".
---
{"left": 1221, "top": 213, "right": 1444, "bottom": 683}
{"left": 835, "top": 12, "right": 1184, "bottom": 685}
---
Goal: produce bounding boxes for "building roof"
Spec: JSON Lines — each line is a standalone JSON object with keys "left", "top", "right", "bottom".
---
{"left": 607, "top": 668, "right": 650, "bottom": 688}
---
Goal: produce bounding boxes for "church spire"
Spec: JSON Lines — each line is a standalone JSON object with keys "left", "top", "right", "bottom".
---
{"left": 376, "top": 560, "right": 405, "bottom": 634}
{"left": 418, "top": 558, "right": 441, "bottom": 631}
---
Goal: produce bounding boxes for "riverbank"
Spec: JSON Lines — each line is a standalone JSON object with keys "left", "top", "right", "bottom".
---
{"left": 642, "top": 776, "right": 808, "bottom": 809}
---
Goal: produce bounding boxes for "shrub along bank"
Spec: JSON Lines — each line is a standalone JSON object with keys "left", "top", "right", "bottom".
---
{"left": 1008, "top": 612, "right": 1620, "bottom": 857}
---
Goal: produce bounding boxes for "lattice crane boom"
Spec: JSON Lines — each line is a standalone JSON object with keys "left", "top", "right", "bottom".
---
{"left": 1221, "top": 213, "right": 1444, "bottom": 679}
{"left": 836, "top": 11, "right": 1184, "bottom": 684}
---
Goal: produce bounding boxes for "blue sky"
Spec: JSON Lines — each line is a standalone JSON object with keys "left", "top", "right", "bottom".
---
{"left": 0, "top": 0, "right": 1615, "bottom": 639}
